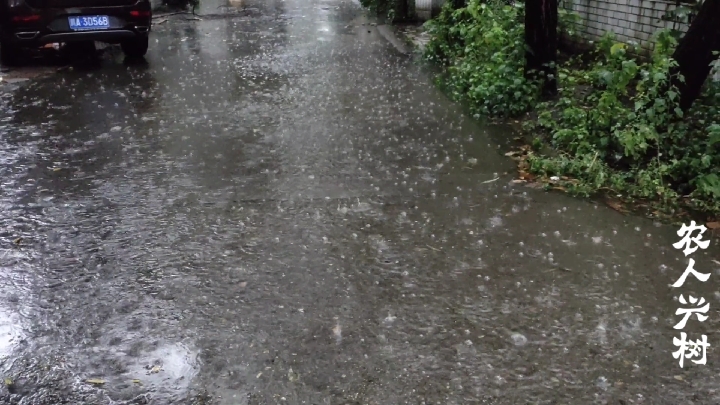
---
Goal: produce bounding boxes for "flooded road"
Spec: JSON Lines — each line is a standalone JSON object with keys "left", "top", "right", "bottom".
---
{"left": 1, "top": 0, "right": 720, "bottom": 403}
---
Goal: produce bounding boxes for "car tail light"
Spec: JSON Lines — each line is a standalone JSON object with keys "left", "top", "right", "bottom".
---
{"left": 129, "top": 10, "right": 151, "bottom": 17}
{"left": 12, "top": 15, "right": 41, "bottom": 23}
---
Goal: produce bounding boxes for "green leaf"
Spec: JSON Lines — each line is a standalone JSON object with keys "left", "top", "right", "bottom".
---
{"left": 610, "top": 43, "right": 626, "bottom": 55}
{"left": 708, "top": 124, "right": 720, "bottom": 146}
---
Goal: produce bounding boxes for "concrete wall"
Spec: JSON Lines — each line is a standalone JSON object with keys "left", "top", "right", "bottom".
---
{"left": 560, "top": 0, "right": 690, "bottom": 54}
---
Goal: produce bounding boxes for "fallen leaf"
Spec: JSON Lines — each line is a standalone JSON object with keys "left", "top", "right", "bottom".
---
{"left": 13, "top": 238, "right": 22, "bottom": 245}
{"left": 706, "top": 221, "right": 720, "bottom": 229}
{"left": 518, "top": 170, "right": 536, "bottom": 181}
{"left": 504, "top": 151, "right": 521, "bottom": 157}
{"left": 674, "top": 375, "right": 684, "bottom": 381}
{"left": 4, "top": 378, "right": 12, "bottom": 386}
{"left": 511, "top": 179, "right": 527, "bottom": 184}
{"left": 52, "top": 167, "right": 62, "bottom": 172}
{"left": 552, "top": 186, "right": 566, "bottom": 192}
{"left": 86, "top": 379, "right": 105, "bottom": 385}
{"left": 148, "top": 365, "right": 162, "bottom": 374}
{"left": 606, "top": 200, "right": 627, "bottom": 213}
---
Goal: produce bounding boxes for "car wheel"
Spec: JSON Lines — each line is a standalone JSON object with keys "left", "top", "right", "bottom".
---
{"left": 121, "top": 37, "right": 148, "bottom": 58}
{"left": 1, "top": 40, "right": 20, "bottom": 66}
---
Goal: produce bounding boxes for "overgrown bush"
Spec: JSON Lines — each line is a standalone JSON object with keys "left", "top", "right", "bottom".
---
{"left": 522, "top": 32, "right": 720, "bottom": 214}
{"left": 423, "top": 0, "right": 720, "bottom": 216}
{"left": 424, "top": 0, "right": 539, "bottom": 117}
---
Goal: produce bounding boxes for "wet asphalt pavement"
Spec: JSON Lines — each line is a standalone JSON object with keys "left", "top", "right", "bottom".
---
{"left": 1, "top": 0, "right": 720, "bottom": 404}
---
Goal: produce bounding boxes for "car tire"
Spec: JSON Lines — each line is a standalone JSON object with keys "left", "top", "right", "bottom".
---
{"left": 1, "top": 40, "right": 20, "bottom": 66}
{"left": 121, "top": 37, "right": 148, "bottom": 58}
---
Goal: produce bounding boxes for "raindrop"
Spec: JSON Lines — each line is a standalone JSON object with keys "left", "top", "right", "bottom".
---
{"left": 511, "top": 333, "right": 527, "bottom": 346}
{"left": 596, "top": 376, "right": 608, "bottom": 390}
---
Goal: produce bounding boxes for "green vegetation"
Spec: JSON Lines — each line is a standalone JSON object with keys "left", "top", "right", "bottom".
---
{"left": 424, "top": 1, "right": 538, "bottom": 117}
{"left": 423, "top": 0, "right": 720, "bottom": 218}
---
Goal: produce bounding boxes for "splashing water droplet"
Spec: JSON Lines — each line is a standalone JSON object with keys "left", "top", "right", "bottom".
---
{"left": 511, "top": 333, "right": 527, "bottom": 346}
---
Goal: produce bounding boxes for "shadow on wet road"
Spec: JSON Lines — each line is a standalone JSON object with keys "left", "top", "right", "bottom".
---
{"left": 1, "top": 0, "right": 720, "bottom": 404}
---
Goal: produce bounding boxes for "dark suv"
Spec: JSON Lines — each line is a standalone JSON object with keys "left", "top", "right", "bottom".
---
{"left": 0, "top": 0, "right": 151, "bottom": 65}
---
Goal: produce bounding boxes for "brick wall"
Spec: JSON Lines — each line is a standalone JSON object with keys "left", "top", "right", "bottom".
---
{"left": 560, "top": 0, "right": 689, "bottom": 54}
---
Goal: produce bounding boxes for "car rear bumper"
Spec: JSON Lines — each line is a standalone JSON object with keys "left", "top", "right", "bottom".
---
{"left": 10, "top": 27, "right": 148, "bottom": 45}
{"left": 2, "top": 3, "right": 151, "bottom": 46}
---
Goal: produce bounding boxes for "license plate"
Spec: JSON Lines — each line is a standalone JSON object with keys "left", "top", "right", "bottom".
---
{"left": 68, "top": 15, "right": 110, "bottom": 31}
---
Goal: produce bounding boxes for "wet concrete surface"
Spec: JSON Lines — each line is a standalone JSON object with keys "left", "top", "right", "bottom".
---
{"left": 1, "top": 0, "right": 720, "bottom": 404}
